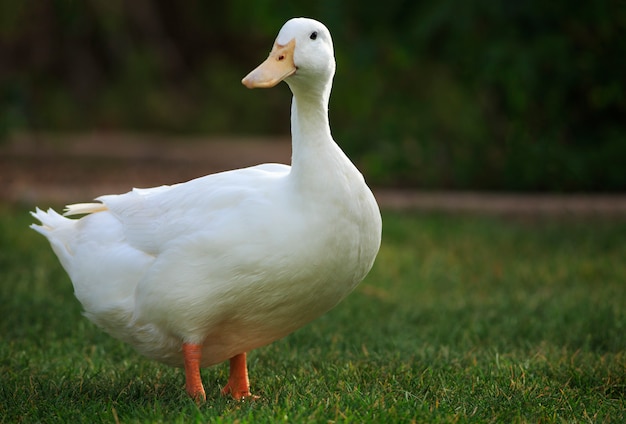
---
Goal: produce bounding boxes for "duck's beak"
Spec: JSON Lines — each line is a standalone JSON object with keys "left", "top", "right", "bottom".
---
{"left": 242, "top": 39, "right": 296, "bottom": 89}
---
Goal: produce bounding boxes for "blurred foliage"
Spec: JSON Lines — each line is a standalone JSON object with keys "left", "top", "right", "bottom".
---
{"left": 1, "top": 0, "right": 624, "bottom": 190}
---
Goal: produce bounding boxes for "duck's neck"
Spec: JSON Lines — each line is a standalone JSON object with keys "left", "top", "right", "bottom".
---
{"left": 288, "top": 84, "right": 339, "bottom": 186}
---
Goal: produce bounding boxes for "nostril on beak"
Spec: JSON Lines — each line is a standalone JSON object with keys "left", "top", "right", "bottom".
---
{"left": 278, "top": 55, "right": 285, "bottom": 61}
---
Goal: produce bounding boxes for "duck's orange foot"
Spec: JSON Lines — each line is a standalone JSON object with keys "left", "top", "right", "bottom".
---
{"left": 221, "top": 352, "right": 259, "bottom": 400}
{"left": 187, "top": 384, "right": 206, "bottom": 403}
{"left": 221, "top": 381, "right": 258, "bottom": 400}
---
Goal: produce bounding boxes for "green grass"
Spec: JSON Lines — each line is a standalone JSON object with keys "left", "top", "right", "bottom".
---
{"left": 1, "top": 204, "right": 625, "bottom": 423}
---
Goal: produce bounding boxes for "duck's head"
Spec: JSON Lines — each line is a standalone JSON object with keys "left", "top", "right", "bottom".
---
{"left": 242, "top": 18, "right": 335, "bottom": 94}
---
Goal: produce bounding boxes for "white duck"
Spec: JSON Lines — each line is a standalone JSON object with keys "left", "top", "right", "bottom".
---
{"left": 31, "top": 17, "right": 381, "bottom": 401}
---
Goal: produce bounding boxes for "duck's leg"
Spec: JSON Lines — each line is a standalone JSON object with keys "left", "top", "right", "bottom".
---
{"left": 221, "top": 352, "right": 255, "bottom": 399}
{"left": 183, "top": 343, "right": 206, "bottom": 402}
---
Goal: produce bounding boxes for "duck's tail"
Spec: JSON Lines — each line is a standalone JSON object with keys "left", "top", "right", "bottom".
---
{"left": 30, "top": 207, "right": 69, "bottom": 234}
{"left": 30, "top": 202, "right": 107, "bottom": 236}
{"left": 30, "top": 207, "right": 79, "bottom": 273}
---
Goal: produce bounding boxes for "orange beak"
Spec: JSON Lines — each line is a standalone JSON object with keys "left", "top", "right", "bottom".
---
{"left": 242, "top": 39, "right": 297, "bottom": 88}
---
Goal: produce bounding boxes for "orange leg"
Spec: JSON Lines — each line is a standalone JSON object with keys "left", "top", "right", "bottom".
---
{"left": 221, "top": 352, "right": 256, "bottom": 400}
{"left": 183, "top": 343, "right": 206, "bottom": 402}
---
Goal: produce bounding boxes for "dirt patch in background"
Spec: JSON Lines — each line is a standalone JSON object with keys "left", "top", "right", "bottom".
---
{"left": 3, "top": 132, "right": 626, "bottom": 216}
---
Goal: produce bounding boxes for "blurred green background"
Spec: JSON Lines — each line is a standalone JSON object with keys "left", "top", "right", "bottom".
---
{"left": 1, "top": 0, "right": 624, "bottom": 191}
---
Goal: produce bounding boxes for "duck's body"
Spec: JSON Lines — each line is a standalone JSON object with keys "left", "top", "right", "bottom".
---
{"left": 31, "top": 18, "right": 381, "bottom": 400}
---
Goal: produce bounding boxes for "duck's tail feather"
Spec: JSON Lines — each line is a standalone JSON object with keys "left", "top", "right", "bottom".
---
{"left": 30, "top": 207, "right": 81, "bottom": 275}
{"left": 30, "top": 207, "right": 70, "bottom": 234}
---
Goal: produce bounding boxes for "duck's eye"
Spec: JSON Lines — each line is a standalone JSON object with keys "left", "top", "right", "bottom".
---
{"left": 310, "top": 31, "right": 318, "bottom": 40}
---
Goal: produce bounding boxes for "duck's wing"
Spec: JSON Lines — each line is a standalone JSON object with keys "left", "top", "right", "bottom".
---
{"left": 91, "top": 163, "right": 291, "bottom": 256}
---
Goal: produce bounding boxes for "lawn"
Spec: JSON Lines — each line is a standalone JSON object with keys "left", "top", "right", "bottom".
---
{"left": 1, "top": 204, "right": 624, "bottom": 423}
